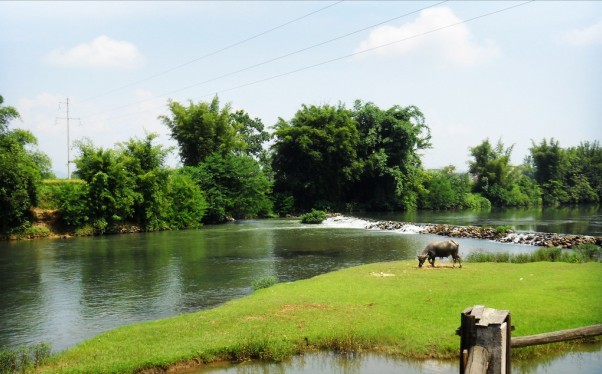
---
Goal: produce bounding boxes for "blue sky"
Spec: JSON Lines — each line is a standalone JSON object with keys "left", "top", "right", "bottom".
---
{"left": 1, "top": 1, "right": 601, "bottom": 177}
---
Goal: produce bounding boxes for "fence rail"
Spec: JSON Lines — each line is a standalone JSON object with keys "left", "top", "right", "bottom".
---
{"left": 458, "top": 305, "right": 602, "bottom": 374}
{"left": 511, "top": 324, "right": 602, "bottom": 348}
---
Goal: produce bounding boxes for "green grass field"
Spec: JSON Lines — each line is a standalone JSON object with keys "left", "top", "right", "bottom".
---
{"left": 38, "top": 261, "right": 602, "bottom": 373}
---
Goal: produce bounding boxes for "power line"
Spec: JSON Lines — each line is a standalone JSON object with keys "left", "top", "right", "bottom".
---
{"left": 82, "top": 0, "right": 448, "bottom": 121}
{"left": 81, "top": 0, "right": 344, "bottom": 103}
{"left": 84, "top": 0, "right": 534, "bottom": 124}
{"left": 203, "top": 1, "right": 536, "bottom": 99}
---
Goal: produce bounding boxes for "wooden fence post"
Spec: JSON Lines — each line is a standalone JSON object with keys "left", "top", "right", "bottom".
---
{"left": 458, "top": 305, "right": 511, "bottom": 374}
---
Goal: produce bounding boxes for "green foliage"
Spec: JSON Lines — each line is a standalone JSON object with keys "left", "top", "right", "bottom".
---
{"left": 273, "top": 193, "right": 295, "bottom": 216}
{"left": 165, "top": 171, "right": 207, "bottom": 229}
{"left": 0, "top": 342, "right": 51, "bottom": 373}
{"left": 463, "top": 193, "right": 492, "bottom": 210}
{"left": 271, "top": 103, "right": 359, "bottom": 211}
{"left": 573, "top": 244, "right": 601, "bottom": 261}
{"left": 468, "top": 139, "right": 541, "bottom": 207}
{"left": 529, "top": 139, "right": 601, "bottom": 205}
{"left": 251, "top": 276, "right": 277, "bottom": 291}
{"left": 351, "top": 101, "right": 431, "bottom": 211}
{"left": 0, "top": 96, "right": 52, "bottom": 235}
{"left": 55, "top": 182, "right": 89, "bottom": 229}
{"left": 22, "top": 224, "right": 51, "bottom": 238}
{"left": 466, "top": 246, "right": 600, "bottom": 264}
{"left": 159, "top": 96, "right": 246, "bottom": 166}
{"left": 184, "top": 153, "right": 272, "bottom": 223}
{"left": 494, "top": 225, "right": 513, "bottom": 235}
{"left": 66, "top": 135, "right": 207, "bottom": 232}
{"left": 300, "top": 209, "right": 327, "bottom": 224}
{"left": 271, "top": 101, "right": 431, "bottom": 212}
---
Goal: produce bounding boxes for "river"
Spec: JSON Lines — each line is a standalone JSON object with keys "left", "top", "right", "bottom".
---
{"left": 0, "top": 206, "right": 600, "bottom": 371}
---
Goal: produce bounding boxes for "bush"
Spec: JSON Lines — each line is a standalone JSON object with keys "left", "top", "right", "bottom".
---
{"left": 251, "top": 276, "right": 277, "bottom": 291}
{"left": 0, "top": 342, "right": 50, "bottom": 373}
{"left": 300, "top": 209, "right": 327, "bottom": 224}
{"left": 463, "top": 193, "right": 492, "bottom": 210}
{"left": 23, "top": 224, "right": 51, "bottom": 239}
{"left": 574, "top": 243, "right": 601, "bottom": 261}
{"left": 494, "top": 225, "right": 513, "bottom": 236}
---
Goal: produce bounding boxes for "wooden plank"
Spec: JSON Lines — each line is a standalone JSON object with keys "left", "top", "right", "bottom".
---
{"left": 511, "top": 324, "right": 602, "bottom": 348}
{"left": 478, "top": 309, "right": 509, "bottom": 326}
{"left": 460, "top": 312, "right": 478, "bottom": 374}
{"left": 465, "top": 346, "right": 488, "bottom": 374}
{"left": 471, "top": 305, "right": 485, "bottom": 319}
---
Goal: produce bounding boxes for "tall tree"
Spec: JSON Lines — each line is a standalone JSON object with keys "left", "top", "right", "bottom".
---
{"left": 183, "top": 153, "right": 272, "bottom": 223}
{"left": 119, "top": 134, "right": 173, "bottom": 230}
{"left": 529, "top": 138, "right": 563, "bottom": 185}
{"left": 271, "top": 103, "right": 359, "bottom": 211}
{"left": 351, "top": 101, "right": 431, "bottom": 210}
{"left": 469, "top": 139, "right": 540, "bottom": 206}
{"left": 159, "top": 96, "right": 244, "bottom": 166}
{"left": 0, "top": 95, "right": 51, "bottom": 234}
{"left": 528, "top": 138, "right": 599, "bottom": 205}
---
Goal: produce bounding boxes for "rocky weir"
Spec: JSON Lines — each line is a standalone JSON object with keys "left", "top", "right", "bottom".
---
{"left": 325, "top": 216, "right": 602, "bottom": 248}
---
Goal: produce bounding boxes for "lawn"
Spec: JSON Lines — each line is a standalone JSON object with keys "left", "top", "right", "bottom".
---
{"left": 38, "top": 261, "right": 602, "bottom": 373}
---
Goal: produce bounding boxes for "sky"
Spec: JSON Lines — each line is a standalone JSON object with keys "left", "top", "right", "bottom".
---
{"left": 1, "top": 1, "right": 601, "bottom": 178}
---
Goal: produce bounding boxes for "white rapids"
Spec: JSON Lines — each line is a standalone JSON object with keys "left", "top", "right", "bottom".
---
{"left": 321, "top": 215, "right": 425, "bottom": 234}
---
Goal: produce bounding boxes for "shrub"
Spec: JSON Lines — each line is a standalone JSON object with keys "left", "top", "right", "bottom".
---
{"left": 573, "top": 243, "right": 601, "bottom": 261}
{"left": 300, "top": 209, "right": 327, "bottom": 224}
{"left": 251, "top": 276, "right": 277, "bottom": 291}
{"left": 494, "top": 225, "right": 513, "bottom": 236}
{"left": 0, "top": 342, "right": 50, "bottom": 373}
{"left": 23, "top": 225, "right": 51, "bottom": 239}
{"left": 533, "top": 247, "right": 562, "bottom": 262}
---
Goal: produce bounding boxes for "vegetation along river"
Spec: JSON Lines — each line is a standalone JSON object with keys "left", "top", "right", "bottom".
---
{"left": 0, "top": 206, "right": 600, "bottom": 370}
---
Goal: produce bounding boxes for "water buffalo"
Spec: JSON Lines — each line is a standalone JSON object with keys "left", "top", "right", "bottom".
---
{"left": 418, "top": 240, "right": 462, "bottom": 268}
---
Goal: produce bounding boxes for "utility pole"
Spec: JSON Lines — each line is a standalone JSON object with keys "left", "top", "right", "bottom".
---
{"left": 56, "top": 98, "right": 80, "bottom": 179}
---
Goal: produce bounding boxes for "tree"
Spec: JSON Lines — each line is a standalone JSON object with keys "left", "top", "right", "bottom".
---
{"left": 231, "top": 109, "right": 270, "bottom": 162}
{"left": 572, "top": 141, "right": 602, "bottom": 201}
{"left": 72, "top": 140, "right": 138, "bottom": 232}
{"left": 528, "top": 139, "right": 599, "bottom": 205}
{"left": 469, "top": 139, "right": 540, "bottom": 206}
{"left": 351, "top": 101, "right": 431, "bottom": 210}
{"left": 159, "top": 96, "right": 244, "bottom": 166}
{"left": 271, "top": 103, "right": 359, "bottom": 211}
{"left": 529, "top": 138, "right": 563, "bottom": 185}
{"left": 0, "top": 96, "right": 50, "bottom": 234}
{"left": 183, "top": 153, "right": 272, "bottom": 223}
{"left": 119, "top": 134, "right": 173, "bottom": 230}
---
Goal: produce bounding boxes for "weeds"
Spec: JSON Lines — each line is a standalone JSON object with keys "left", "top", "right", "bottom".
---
{"left": 0, "top": 342, "right": 51, "bottom": 373}
{"left": 466, "top": 246, "right": 601, "bottom": 263}
{"left": 251, "top": 276, "right": 277, "bottom": 291}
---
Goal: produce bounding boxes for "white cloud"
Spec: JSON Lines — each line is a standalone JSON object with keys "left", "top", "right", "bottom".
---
{"left": 44, "top": 35, "right": 144, "bottom": 69}
{"left": 355, "top": 7, "right": 500, "bottom": 67}
{"left": 562, "top": 19, "right": 602, "bottom": 46}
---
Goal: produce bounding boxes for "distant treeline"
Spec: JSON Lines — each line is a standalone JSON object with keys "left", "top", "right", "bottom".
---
{"left": 1, "top": 94, "right": 600, "bottom": 236}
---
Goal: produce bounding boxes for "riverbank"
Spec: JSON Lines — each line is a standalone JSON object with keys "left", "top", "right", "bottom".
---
{"left": 38, "top": 261, "right": 602, "bottom": 373}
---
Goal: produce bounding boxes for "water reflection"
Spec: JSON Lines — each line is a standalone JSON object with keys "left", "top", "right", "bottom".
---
{"left": 190, "top": 343, "right": 602, "bottom": 374}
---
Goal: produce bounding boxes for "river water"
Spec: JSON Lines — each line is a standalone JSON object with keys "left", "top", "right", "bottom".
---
{"left": 0, "top": 206, "right": 600, "bottom": 371}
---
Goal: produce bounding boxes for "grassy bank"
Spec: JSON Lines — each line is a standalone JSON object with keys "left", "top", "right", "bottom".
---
{"left": 39, "top": 261, "right": 601, "bottom": 373}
